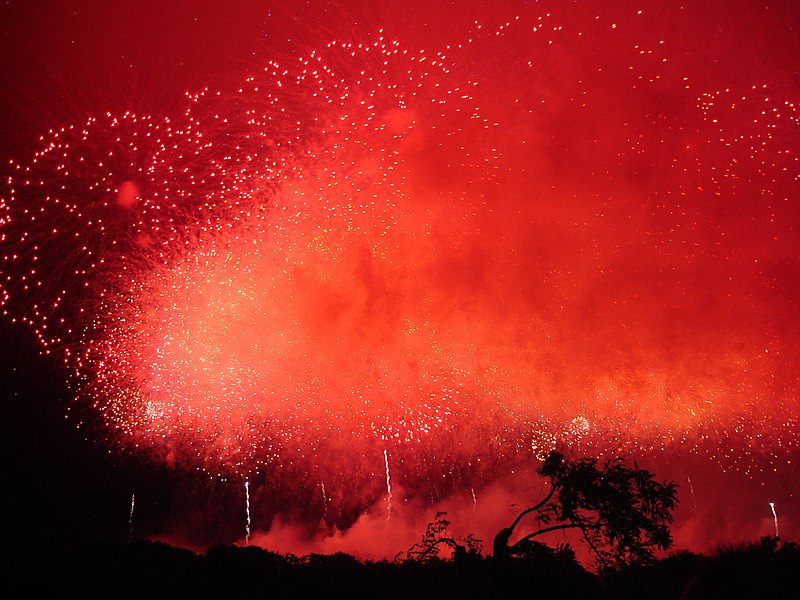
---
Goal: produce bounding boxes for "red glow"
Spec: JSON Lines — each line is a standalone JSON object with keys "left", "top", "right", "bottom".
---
{"left": 1, "top": 1, "right": 798, "bottom": 553}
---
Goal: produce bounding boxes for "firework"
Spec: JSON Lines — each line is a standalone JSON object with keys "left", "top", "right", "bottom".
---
{"left": 1, "top": 2, "right": 798, "bottom": 540}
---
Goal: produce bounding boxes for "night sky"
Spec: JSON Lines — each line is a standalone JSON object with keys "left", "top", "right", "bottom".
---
{"left": 1, "top": 1, "right": 798, "bottom": 559}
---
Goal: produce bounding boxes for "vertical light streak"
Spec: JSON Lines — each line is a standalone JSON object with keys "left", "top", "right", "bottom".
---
{"left": 384, "top": 448, "right": 392, "bottom": 520}
{"left": 128, "top": 493, "right": 135, "bottom": 540}
{"left": 770, "top": 501, "right": 779, "bottom": 538}
{"left": 321, "top": 480, "right": 328, "bottom": 523}
{"left": 245, "top": 480, "right": 251, "bottom": 544}
{"left": 687, "top": 474, "right": 697, "bottom": 511}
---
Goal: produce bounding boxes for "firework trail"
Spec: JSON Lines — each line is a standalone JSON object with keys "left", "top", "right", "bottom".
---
{"left": 321, "top": 480, "right": 328, "bottom": 523}
{"left": 245, "top": 481, "right": 251, "bottom": 545}
{"left": 129, "top": 493, "right": 135, "bottom": 540}
{"left": 384, "top": 448, "right": 393, "bottom": 520}
{"left": 687, "top": 475, "right": 697, "bottom": 511}
{"left": 770, "top": 502, "right": 779, "bottom": 538}
{"left": 0, "top": 1, "right": 798, "bottom": 541}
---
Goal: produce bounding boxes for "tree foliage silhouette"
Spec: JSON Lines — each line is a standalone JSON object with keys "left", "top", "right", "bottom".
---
{"left": 494, "top": 451, "right": 678, "bottom": 567}
{"left": 400, "top": 511, "right": 482, "bottom": 563}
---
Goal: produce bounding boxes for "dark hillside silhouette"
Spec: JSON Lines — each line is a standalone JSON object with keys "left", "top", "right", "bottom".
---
{"left": 12, "top": 536, "right": 800, "bottom": 600}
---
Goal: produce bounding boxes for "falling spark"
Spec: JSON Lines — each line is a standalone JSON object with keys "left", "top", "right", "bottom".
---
{"left": 321, "top": 480, "right": 328, "bottom": 523}
{"left": 471, "top": 487, "right": 478, "bottom": 515}
{"left": 128, "top": 493, "right": 135, "bottom": 540}
{"left": 384, "top": 448, "right": 392, "bottom": 520}
{"left": 687, "top": 475, "right": 697, "bottom": 511}
{"left": 245, "top": 480, "right": 251, "bottom": 545}
{"left": 770, "top": 501, "right": 779, "bottom": 538}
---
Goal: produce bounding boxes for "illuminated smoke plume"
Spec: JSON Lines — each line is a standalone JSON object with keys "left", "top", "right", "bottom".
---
{"left": 1, "top": 1, "right": 798, "bottom": 550}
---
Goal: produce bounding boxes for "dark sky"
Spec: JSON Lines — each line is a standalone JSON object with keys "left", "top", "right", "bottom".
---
{"left": 1, "top": 0, "right": 799, "bottom": 557}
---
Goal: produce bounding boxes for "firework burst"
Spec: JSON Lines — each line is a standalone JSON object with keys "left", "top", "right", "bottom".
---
{"left": 2, "top": 2, "right": 798, "bottom": 535}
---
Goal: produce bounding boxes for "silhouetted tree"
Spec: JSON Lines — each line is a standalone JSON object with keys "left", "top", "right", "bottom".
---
{"left": 494, "top": 451, "right": 678, "bottom": 568}
{"left": 400, "top": 511, "right": 482, "bottom": 563}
